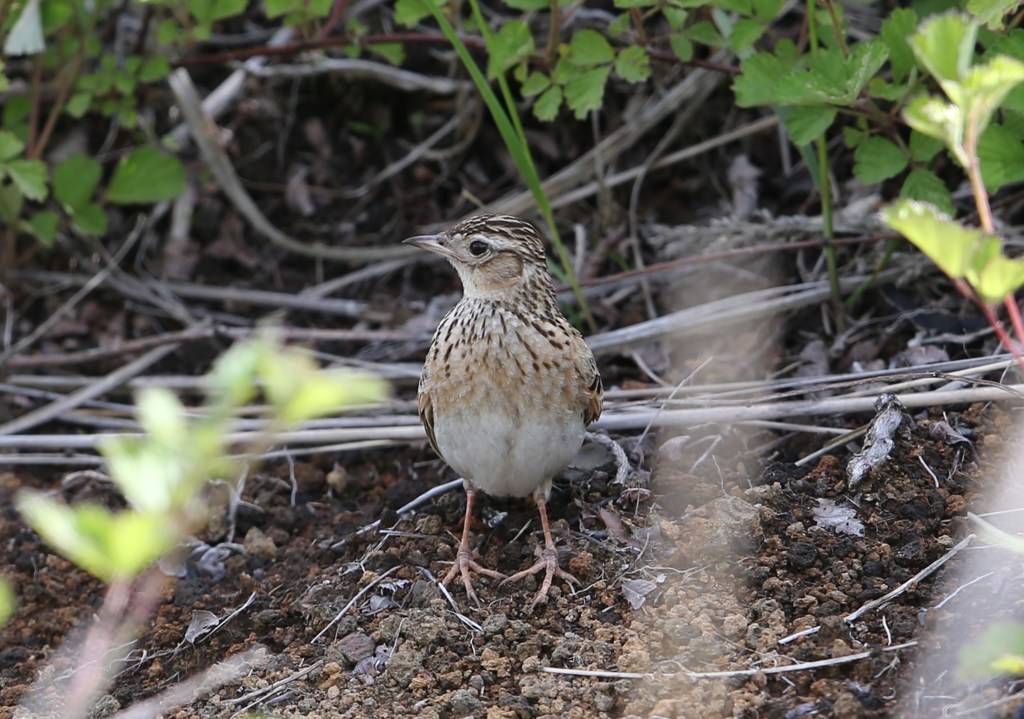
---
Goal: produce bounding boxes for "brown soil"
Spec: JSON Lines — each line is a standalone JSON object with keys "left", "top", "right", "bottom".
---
{"left": 1, "top": 397, "right": 1017, "bottom": 718}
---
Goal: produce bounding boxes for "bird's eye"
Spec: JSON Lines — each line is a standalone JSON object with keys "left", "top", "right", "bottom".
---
{"left": 469, "top": 240, "right": 488, "bottom": 256}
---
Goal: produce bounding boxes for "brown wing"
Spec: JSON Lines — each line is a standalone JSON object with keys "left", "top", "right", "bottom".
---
{"left": 576, "top": 338, "right": 603, "bottom": 426}
{"left": 417, "top": 373, "right": 443, "bottom": 460}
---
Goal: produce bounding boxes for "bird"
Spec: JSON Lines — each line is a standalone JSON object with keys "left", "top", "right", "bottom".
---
{"left": 405, "top": 214, "right": 603, "bottom": 609}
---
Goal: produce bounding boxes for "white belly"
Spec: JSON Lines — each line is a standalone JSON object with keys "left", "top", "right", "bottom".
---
{"left": 434, "top": 406, "right": 585, "bottom": 498}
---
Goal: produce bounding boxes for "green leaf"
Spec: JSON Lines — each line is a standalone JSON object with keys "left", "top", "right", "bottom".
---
{"left": 880, "top": 8, "right": 917, "bottom": 83}
{"left": 17, "top": 492, "right": 176, "bottom": 582}
{"left": 395, "top": 0, "right": 437, "bottom": 27}
{"left": 608, "top": 13, "right": 632, "bottom": 38}
{"left": 0, "top": 183, "right": 24, "bottom": 223}
{"left": 72, "top": 203, "right": 108, "bottom": 236}
{"left": 487, "top": 20, "right": 535, "bottom": 77}
{"left": 978, "top": 123, "right": 1024, "bottom": 190}
{"left": 881, "top": 199, "right": 1024, "bottom": 302}
{"left": 504, "top": 0, "right": 551, "bottom": 8}
{"left": 955, "top": 54, "right": 1024, "bottom": 132}
{"left": 899, "top": 169, "right": 954, "bottom": 216}
{"left": 107, "top": 147, "right": 186, "bottom": 204}
{"left": 663, "top": 8, "right": 687, "bottom": 31}
{"left": 0, "top": 131, "right": 25, "bottom": 161}
{"left": 139, "top": 57, "right": 172, "bottom": 83}
{"left": 909, "top": 129, "right": 944, "bottom": 162}
{"left": 369, "top": 42, "right": 405, "bottom": 66}
{"left": 909, "top": 12, "right": 977, "bottom": 84}
{"left": 521, "top": 71, "right": 552, "bottom": 98}
{"left": 53, "top": 155, "right": 101, "bottom": 211}
{"left": 686, "top": 20, "right": 726, "bottom": 49}
{"left": 533, "top": 85, "right": 563, "bottom": 121}
{"left": 853, "top": 136, "right": 908, "bottom": 183}
{"left": 841, "top": 39, "right": 890, "bottom": 103}
{"left": 958, "top": 622, "right": 1024, "bottom": 681}
{"left": 6, "top": 159, "right": 48, "bottom": 201}
{"left": 614, "top": 46, "right": 651, "bottom": 83}
{"left": 564, "top": 66, "right": 611, "bottom": 119}
{"left": 670, "top": 34, "right": 694, "bottom": 63}
{"left": 212, "top": 0, "right": 248, "bottom": 20}
{"left": 751, "top": 0, "right": 784, "bottom": 21}
{"left": 779, "top": 105, "right": 836, "bottom": 146}
{"left": 729, "top": 18, "right": 765, "bottom": 54}
{"left": 65, "top": 92, "right": 92, "bottom": 118}
{"left": 26, "top": 210, "right": 58, "bottom": 244}
{"left": 0, "top": 579, "right": 14, "bottom": 626}
{"left": 733, "top": 52, "right": 790, "bottom": 107}
{"left": 967, "top": 0, "right": 1019, "bottom": 30}
{"left": 614, "top": 0, "right": 657, "bottom": 6}
{"left": 904, "top": 94, "right": 963, "bottom": 160}
{"left": 568, "top": 29, "right": 614, "bottom": 66}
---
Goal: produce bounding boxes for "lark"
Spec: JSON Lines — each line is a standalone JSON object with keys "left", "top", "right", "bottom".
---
{"left": 405, "top": 215, "right": 603, "bottom": 609}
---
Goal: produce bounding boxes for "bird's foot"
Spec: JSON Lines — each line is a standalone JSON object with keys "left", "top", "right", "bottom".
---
{"left": 502, "top": 545, "right": 579, "bottom": 611}
{"left": 441, "top": 544, "right": 506, "bottom": 605}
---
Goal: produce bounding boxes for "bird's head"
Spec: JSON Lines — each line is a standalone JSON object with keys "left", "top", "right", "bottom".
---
{"left": 404, "top": 215, "right": 552, "bottom": 299}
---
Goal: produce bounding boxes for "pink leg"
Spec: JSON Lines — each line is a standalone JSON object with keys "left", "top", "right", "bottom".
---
{"left": 502, "top": 488, "right": 579, "bottom": 610}
{"left": 441, "top": 484, "right": 506, "bottom": 604}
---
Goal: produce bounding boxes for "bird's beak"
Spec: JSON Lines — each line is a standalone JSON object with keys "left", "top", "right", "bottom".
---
{"left": 404, "top": 234, "right": 458, "bottom": 261}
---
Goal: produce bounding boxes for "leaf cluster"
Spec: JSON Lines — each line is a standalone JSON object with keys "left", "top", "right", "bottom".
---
{"left": 16, "top": 332, "right": 387, "bottom": 584}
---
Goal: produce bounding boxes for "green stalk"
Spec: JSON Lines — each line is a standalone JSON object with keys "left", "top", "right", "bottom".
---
{"left": 805, "top": 0, "right": 843, "bottom": 327}
{"left": 425, "top": 1, "right": 596, "bottom": 331}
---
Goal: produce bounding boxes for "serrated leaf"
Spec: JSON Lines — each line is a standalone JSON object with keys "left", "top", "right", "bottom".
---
{"left": 779, "top": 105, "right": 836, "bottom": 145}
{"left": 107, "top": 147, "right": 185, "bottom": 204}
{"left": 900, "top": 168, "right": 955, "bottom": 216}
{"left": 909, "top": 12, "right": 977, "bottom": 84}
{"left": 0, "top": 131, "right": 25, "bottom": 161}
{"left": 880, "top": 8, "right": 917, "bottom": 83}
{"left": 729, "top": 18, "right": 765, "bottom": 54}
{"left": 54, "top": 154, "right": 101, "bottom": 210}
{"left": 521, "top": 71, "right": 551, "bottom": 97}
{"left": 26, "top": 210, "right": 58, "bottom": 244}
{"left": 733, "top": 52, "right": 790, "bottom": 107}
{"left": 487, "top": 20, "right": 535, "bottom": 77}
{"left": 6, "top": 159, "right": 48, "bottom": 201}
{"left": 967, "top": 0, "right": 1019, "bottom": 30}
{"left": 564, "top": 66, "right": 611, "bottom": 119}
{"left": 909, "top": 130, "right": 944, "bottom": 162}
{"left": 978, "top": 123, "right": 1024, "bottom": 190}
{"left": 614, "top": 46, "right": 650, "bottom": 83}
{"left": 533, "top": 85, "right": 563, "bottom": 121}
{"left": 569, "top": 29, "right": 614, "bottom": 66}
{"left": 883, "top": 200, "right": 1012, "bottom": 298}
{"left": 853, "top": 136, "right": 908, "bottom": 183}
{"left": 842, "top": 39, "right": 890, "bottom": 103}
{"left": 904, "top": 94, "right": 962, "bottom": 158}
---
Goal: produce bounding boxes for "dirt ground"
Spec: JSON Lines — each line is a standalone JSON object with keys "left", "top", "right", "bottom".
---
{"left": 1, "top": 388, "right": 1020, "bottom": 717}
{"left": 4, "top": 8, "right": 1024, "bottom": 716}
